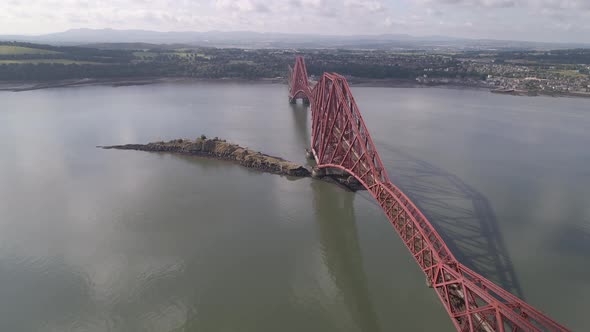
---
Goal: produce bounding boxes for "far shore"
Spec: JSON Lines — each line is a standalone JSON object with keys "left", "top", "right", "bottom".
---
{"left": 1, "top": 77, "right": 588, "bottom": 98}
{"left": 0, "top": 77, "right": 285, "bottom": 92}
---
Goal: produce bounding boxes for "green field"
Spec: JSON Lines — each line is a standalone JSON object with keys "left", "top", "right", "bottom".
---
{"left": 132, "top": 51, "right": 158, "bottom": 59}
{"left": 195, "top": 53, "right": 211, "bottom": 59}
{"left": 0, "top": 59, "right": 102, "bottom": 65}
{"left": 0, "top": 45, "right": 60, "bottom": 55}
{"left": 132, "top": 50, "right": 211, "bottom": 60}
{"left": 169, "top": 51, "right": 211, "bottom": 60}
{"left": 555, "top": 69, "right": 587, "bottom": 78}
{"left": 228, "top": 60, "right": 255, "bottom": 65}
{"left": 164, "top": 51, "right": 194, "bottom": 59}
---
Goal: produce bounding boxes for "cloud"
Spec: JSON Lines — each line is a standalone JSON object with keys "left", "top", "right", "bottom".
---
{"left": 420, "top": 0, "right": 519, "bottom": 7}
{"left": 216, "top": 0, "right": 269, "bottom": 12}
{"left": 424, "top": 0, "right": 590, "bottom": 10}
{"left": 211, "top": 0, "right": 391, "bottom": 30}
{"left": 0, "top": 0, "right": 589, "bottom": 42}
{"left": 345, "top": 0, "right": 386, "bottom": 12}
{"left": 538, "top": 0, "right": 590, "bottom": 10}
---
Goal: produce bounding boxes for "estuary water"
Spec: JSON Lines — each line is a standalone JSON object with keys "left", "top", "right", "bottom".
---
{"left": 0, "top": 82, "right": 588, "bottom": 331}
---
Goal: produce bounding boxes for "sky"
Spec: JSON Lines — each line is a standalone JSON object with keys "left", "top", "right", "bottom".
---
{"left": 1, "top": 0, "right": 590, "bottom": 43}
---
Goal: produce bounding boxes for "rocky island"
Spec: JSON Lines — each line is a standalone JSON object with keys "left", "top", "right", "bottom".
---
{"left": 100, "top": 136, "right": 311, "bottom": 177}
{"left": 100, "top": 136, "right": 366, "bottom": 191}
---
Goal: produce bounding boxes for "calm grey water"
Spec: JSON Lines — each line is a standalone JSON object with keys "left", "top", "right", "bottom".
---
{"left": 0, "top": 83, "right": 588, "bottom": 331}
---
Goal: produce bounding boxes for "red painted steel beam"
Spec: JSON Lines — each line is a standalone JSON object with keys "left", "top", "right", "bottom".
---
{"left": 288, "top": 56, "right": 570, "bottom": 332}
{"left": 288, "top": 56, "right": 312, "bottom": 103}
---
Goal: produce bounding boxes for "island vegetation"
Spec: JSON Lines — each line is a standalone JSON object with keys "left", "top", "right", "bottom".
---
{"left": 100, "top": 137, "right": 311, "bottom": 177}
{"left": 100, "top": 136, "right": 367, "bottom": 191}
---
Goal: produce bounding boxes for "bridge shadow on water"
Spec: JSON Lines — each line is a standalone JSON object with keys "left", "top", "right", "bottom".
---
{"left": 378, "top": 146, "right": 525, "bottom": 300}
{"left": 310, "top": 181, "right": 381, "bottom": 332}
{"left": 289, "top": 103, "right": 311, "bottom": 159}
{"left": 287, "top": 100, "right": 523, "bottom": 313}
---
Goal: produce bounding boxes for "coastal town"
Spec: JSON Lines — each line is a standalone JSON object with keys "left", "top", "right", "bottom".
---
{"left": 461, "top": 57, "right": 590, "bottom": 96}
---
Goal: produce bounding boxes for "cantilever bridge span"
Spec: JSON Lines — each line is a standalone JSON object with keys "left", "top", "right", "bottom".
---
{"left": 288, "top": 56, "right": 569, "bottom": 332}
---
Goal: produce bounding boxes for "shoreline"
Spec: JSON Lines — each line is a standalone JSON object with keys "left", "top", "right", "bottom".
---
{"left": 99, "top": 137, "right": 365, "bottom": 191}
{"left": 99, "top": 137, "right": 311, "bottom": 178}
{"left": 1, "top": 76, "right": 588, "bottom": 98}
{"left": 0, "top": 77, "right": 285, "bottom": 92}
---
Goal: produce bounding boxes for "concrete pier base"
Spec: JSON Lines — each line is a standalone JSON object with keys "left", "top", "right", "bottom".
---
{"left": 311, "top": 167, "right": 325, "bottom": 178}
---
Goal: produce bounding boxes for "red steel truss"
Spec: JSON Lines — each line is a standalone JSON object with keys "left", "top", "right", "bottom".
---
{"left": 288, "top": 56, "right": 312, "bottom": 104}
{"left": 289, "top": 56, "right": 569, "bottom": 332}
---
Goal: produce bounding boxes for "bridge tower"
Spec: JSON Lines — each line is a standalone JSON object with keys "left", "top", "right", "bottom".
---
{"left": 288, "top": 56, "right": 312, "bottom": 104}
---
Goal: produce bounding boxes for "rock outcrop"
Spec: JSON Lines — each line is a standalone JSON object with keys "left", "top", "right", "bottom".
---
{"left": 100, "top": 137, "right": 311, "bottom": 177}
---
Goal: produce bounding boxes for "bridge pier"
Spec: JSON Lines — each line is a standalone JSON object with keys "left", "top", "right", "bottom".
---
{"left": 311, "top": 167, "right": 325, "bottom": 178}
{"left": 289, "top": 97, "right": 310, "bottom": 105}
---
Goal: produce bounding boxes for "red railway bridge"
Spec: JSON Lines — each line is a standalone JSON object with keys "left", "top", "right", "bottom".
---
{"left": 288, "top": 56, "right": 569, "bottom": 332}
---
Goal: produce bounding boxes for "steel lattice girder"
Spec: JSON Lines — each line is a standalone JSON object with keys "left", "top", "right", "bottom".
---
{"left": 290, "top": 56, "right": 569, "bottom": 332}
{"left": 288, "top": 56, "right": 312, "bottom": 102}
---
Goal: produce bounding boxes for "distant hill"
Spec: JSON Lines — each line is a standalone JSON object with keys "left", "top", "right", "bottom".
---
{"left": 1, "top": 28, "right": 589, "bottom": 51}
{"left": 79, "top": 42, "right": 194, "bottom": 50}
